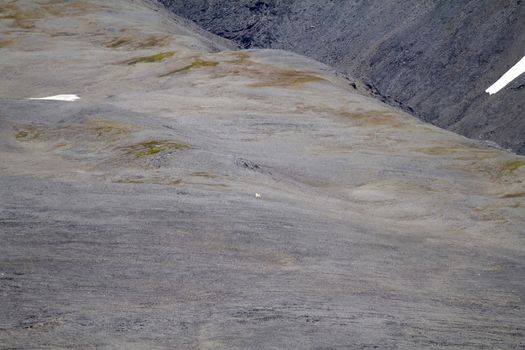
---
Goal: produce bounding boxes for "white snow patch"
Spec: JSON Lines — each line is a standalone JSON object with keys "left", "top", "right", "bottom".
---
{"left": 486, "top": 56, "right": 525, "bottom": 95}
{"left": 28, "top": 94, "right": 80, "bottom": 102}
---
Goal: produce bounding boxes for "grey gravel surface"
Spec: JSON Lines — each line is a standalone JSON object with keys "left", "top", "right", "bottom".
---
{"left": 161, "top": 0, "right": 525, "bottom": 154}
{"left": 1, "top": 1, "right": 525, "bottom": 348}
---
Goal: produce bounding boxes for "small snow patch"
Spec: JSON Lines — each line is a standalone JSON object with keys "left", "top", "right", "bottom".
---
{"left": 28, "top": 94, "right": 80, "bottom": 102}
{"left": 486, "top": 56, "right": 525, "bottom": 95}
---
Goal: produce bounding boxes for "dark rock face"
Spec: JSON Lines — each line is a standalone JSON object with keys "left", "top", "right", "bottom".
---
{"left": 160, "top": 0, "right": 525, "bottom": 154}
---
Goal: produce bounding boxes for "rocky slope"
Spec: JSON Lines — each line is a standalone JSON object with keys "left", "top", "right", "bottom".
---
{"left": 1, "top": 0, "right": 525, "bottom": 348}
{"left": 161, "top": 0, "right": 525, "bottom": 154}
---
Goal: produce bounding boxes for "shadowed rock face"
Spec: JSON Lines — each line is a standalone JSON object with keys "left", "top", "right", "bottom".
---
{"left": 1, "top": 0, "right": 525, "bottom": 348}
{"left": 160, "top": 0, "right": 525, "bottom": 154}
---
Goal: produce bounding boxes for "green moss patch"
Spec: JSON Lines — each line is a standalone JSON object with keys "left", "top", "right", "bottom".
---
{"left": 121, "top": 51, "right": 176, "bottom": 65}
{"left": 159, "top": 59, "right": 219, "bottom": 77}
{"left": 125, "top": 140, "right": 189, "bottom": 158}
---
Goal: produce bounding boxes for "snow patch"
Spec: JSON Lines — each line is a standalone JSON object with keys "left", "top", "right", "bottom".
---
{"left": 486, "top": 56, "right": 525, "bottom": 95}
{"left": 28, "top": 94, "right": 80, "bottom": 102}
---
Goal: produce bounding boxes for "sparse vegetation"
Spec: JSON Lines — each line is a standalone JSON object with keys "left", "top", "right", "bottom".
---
{"left": 0, "top": 39, "right": 14, "bottom": 48}
{"left": 121, "top": 51, "right": 176, "bottom": 65}
{"left": 159, "top": 58, "right": 219, "bottom": 77}
{"left": 115, "top": 176, "right": 147, "bottom": 184}
{"left": 108, "top": 38, "right": 129, "bottom": 49}
{"left": 139, "top": 35, "right": 170, "bottom": 49}
{"left": 14, "top": 119, "right": 137, "bottom": 147}
{"left": 248, "top": 71, "right": 325, "bottom": 88}
{"left": 0, "top": 3, "right": 24, "bottom": 20}
{"left": 230, "top": 51, "right": 250, "bottom": 62}
{"left": 417, "top": 146, "right": 461, "bottom": 155}
{"left": 501, "top": 160, "right": 525, "bottom": 173}
{"left": 115, "top": 177, "right": 184, "bottom": 185}
{"left": 107, "top": 35, "right": 170, "bottom": 50}
{"left": 15, "top": 126, "right": 41, "bottom": 141}
{"left": 0, "top": 12, "right": 23, "bottom": 20}
{"left": 333, "top": 109, "right": 406, "bottom": 127}
{"left": 0, "top": 1, "right": 90, "bottom": 29}
{"left": 124, "top": 140, "right": 189, "bottom": 158}
{"left": 0, "top": 3, "right": 34, "bottom": 29}
{"left": 191, "top": 172, "right": 217, "bottom": 178}
{"left": 83, "top": 119, "right": 137, "bottom": 140}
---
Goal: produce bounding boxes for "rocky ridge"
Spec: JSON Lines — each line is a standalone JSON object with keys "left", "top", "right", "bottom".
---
{"left": 161, "top": 0, "right": 525, "bottom": 154}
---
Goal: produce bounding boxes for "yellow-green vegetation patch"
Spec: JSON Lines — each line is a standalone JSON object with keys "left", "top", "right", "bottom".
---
{"left": 0, "top": 3, "right": 24, "bottom": 20}
{"left": 417, "top": 146, "right": 462, "bottom": 155}
{"left": 14, "top": 119, "right": 138, "bottom": 146}
{"left": 107, "top": 35, "right": 170, "bottom": 50}
{"left": 83, "top": 119, "right": 138, "bottom": 140}
{"left": 138, "top": 35, "right": 170, "bottom": 49}
{"left": 249, "top": 70, "right": 325, "bottom": 88}
{"left": 125, "top": 140, "right": 189, "bottom": 158}
{"left": 121, "top": 51, "right": 176, "bottom": 65}
{"left": 0, "top": 1, "right": 91, "bottom": 29}
{"left": 46, "top": 118, "right": 137, "bottom": 144}
{"left": 160, "top": 58, "right": 219, "bottom": 77}
{"left": 416, "top": 144, "right": 499, "bottom": 161}
{"left": 501, "top": 160, "right": 525, "bottom": 173}
{"left": 0, "top": 3, "right": 34, "bottom": 29}
{"left": 0, "top": 12, "right": 24, "bottom": 20}
{"left": 15, "top": 126, "right": 42, "bottom": 141}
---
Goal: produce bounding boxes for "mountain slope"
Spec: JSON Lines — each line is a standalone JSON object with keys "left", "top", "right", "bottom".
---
{"left": 162, "top": 0, "right": 525, "bottom": 154}
{"left": 1, "top": 0, "right": 525, "bottom": 348}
